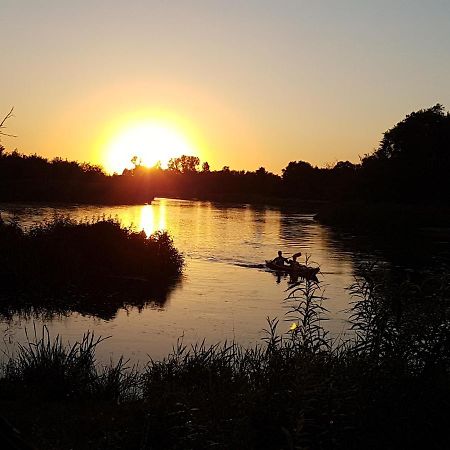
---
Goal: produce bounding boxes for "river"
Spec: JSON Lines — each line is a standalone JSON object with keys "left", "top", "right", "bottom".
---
{"left": 1, "top": 198, "right": 447, "bottom": 363}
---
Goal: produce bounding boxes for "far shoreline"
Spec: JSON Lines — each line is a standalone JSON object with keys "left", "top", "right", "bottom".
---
{"left": 3, "top": 195, "right": 450, "bottom": 235}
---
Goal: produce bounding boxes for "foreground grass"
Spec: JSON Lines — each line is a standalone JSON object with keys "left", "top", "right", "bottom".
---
{"left": 0, "top": 216, "right": 184, "bottom": 319}
{"left": 1, "top": 270, "right": 449, "bottom": 449}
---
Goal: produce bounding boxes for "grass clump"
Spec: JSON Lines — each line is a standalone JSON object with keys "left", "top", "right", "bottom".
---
{"left": 0, "top": 215, "right": 184, "bottom": 318}
{"left": 2, "top": 325, "right": 139, "bottom": 402}
{"left": 1, "top": 269, "right": 450, "bottom": 449}
{"left": 0, "top": 326, "right": 142, "bottom": 450}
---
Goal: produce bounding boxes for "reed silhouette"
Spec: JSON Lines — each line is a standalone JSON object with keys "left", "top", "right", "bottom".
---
{"left": 1, "top": 268, "right": 449, "bottom": 449}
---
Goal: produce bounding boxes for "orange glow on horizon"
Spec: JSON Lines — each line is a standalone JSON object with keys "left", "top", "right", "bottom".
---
{"left": 103, "top": 120, "right": 199, "bottom": 174}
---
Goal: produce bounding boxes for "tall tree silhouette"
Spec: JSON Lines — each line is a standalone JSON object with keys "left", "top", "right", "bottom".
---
{"left": 361, "top": 104, "right": 450, "bottom": 201}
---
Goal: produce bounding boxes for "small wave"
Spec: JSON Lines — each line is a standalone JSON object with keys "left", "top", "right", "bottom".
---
{"left": 188, "top": 254, "right": 266, "bottom": 269}
{"left": 234, "top": 262, "right": 266, "bottom": 269}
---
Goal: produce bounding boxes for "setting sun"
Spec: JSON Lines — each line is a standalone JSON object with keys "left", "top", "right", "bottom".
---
{"left": 104, "top": 121, "right": 198, "bottom": 174}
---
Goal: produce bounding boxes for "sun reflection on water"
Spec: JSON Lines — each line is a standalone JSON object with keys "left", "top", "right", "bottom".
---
{"left": 140, "top": 200, "right": 167, "bottom": 236}
{"left": 140, "top": 205, "right": 155, "bottom": 236}
{"left": 158, "top": 199, "right": 167, "bottom": 231}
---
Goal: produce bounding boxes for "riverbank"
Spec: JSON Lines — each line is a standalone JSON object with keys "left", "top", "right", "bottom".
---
{"left": 315, "top": 201, "right": 450, "bottom": 231}
{"left": 1, "top": 271, "right": 449, "bottom": 449}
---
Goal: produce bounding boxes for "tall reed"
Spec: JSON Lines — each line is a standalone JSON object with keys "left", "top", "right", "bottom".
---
{"left": 1, "top": 269, "right": 449, "bottom": 449}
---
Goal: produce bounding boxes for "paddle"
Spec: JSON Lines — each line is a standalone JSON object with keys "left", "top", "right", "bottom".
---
{"left": 283, "top": 251, "right": 302, "bottom": 259}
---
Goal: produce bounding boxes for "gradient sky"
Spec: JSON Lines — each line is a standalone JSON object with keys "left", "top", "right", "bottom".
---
{"left": 1, "top": 0, "right": 450, "bottom": 173}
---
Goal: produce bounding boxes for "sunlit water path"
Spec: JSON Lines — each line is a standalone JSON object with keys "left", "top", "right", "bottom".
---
{"left": 0, "top": 198, "right": 432, "bottom": 363}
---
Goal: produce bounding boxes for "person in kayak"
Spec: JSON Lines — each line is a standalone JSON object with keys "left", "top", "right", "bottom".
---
{"left": 272, "top": 251, "right": 288, "bottom": 267}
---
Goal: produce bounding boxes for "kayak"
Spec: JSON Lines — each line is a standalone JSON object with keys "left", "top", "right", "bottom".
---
{"left": 265, "top": 260, "right": 320, "bottom": 279}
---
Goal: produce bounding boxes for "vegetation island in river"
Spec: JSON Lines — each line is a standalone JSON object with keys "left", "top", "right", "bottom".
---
{"left": 0, "top": 216, "right": 184, "bottom": 320}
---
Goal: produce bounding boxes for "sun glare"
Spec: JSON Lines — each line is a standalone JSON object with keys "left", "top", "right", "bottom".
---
{"left": 105, "top": 122, "right": 197, "bottom": 173}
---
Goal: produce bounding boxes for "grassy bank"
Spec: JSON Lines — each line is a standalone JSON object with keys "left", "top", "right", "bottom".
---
{"left": 1, "top": 269, "right": 449, "bottom": 449}
{"left": 315, "top": 201, "right": 450, "bottom": 231}
{"left": 0, "top": 216, "right": 184, "bottom": 319}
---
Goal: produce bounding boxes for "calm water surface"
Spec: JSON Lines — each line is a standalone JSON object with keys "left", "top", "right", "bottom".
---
{"left": 0, "top": 198, "right": 415, "bottom": 362}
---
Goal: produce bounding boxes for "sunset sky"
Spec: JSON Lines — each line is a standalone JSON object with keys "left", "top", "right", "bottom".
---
{"left": 1, "top": 1, "right": 450, "bottom": 173}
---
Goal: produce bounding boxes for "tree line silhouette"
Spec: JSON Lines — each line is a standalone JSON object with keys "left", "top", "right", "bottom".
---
{"left": 1, "top": 104, "right": 449, "bottom": 205}
{"left": 0, "top": 147, "right": 154, "bottom": 203}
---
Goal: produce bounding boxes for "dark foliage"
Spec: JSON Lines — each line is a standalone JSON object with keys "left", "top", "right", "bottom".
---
{"left": 361, "top": 104, "right": 450, "bottom": 202}
{"left": 315, "top": 201, "right": 450, "bottom": 231}
{"left": 0, "top": 148, "right": 154, "bottom": 204}
{"left": 1, "top": 269, "right": 449, "bottom": 449}
{"left": 1, "top": 104, "right": 450, "bottom": 208}
{"left": 0, "top": 216, "right": 183, "bottom": 319}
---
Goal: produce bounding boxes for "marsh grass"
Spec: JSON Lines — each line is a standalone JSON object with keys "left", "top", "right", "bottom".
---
{"left": 1, "top": 325, "right": 139, "bottom": 403}
{"left": 1, "top": 269, "right": 449, "bottom": 449}
{"left": 285, "top": 276, "right": 329, "bottom": 352}
{"left": 0, "top": 215, "right": 184, "bottom": 319}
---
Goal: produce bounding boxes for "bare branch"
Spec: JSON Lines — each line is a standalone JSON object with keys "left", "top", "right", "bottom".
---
{"left": 0, "top": 107, "right": 17, "bottom": 138}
